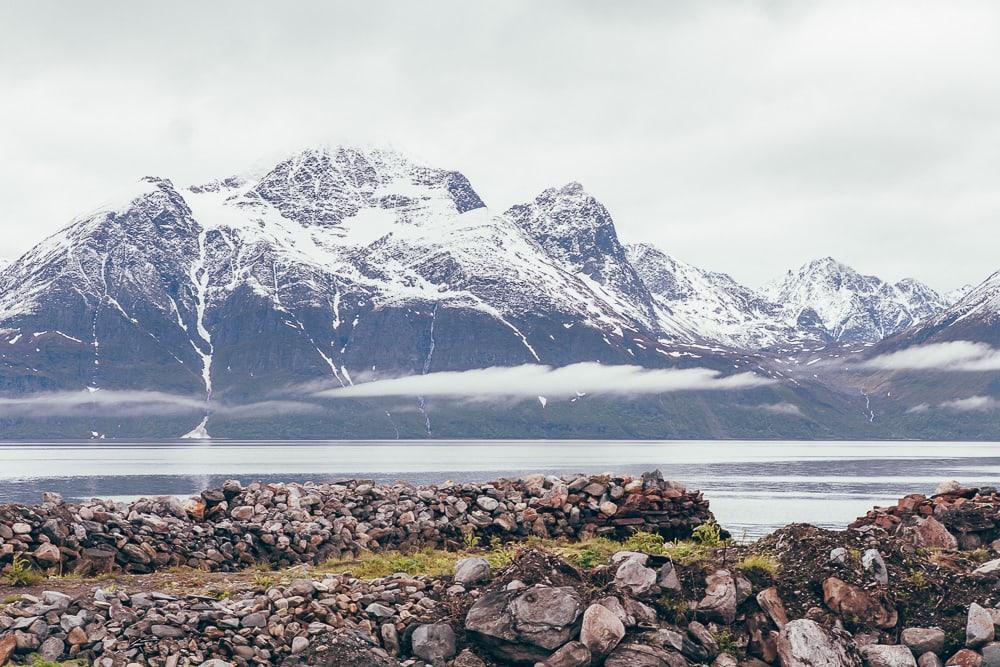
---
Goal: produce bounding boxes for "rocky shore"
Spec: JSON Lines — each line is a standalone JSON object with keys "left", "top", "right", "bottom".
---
{"left": 3, "top": 474, "right": 1000, "bottom": 667}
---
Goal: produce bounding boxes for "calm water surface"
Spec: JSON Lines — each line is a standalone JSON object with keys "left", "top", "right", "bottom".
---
{"left": 2, "top": 440, "right": 999, "bottom": 538}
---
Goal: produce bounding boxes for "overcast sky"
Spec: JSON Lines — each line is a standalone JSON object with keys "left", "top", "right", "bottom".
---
{"left": 1, "top": 1, "right": 998, "bottom": 291}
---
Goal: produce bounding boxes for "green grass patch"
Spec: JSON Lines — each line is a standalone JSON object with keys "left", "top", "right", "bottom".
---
{"left": 5, "top": 554, "right": 44, "bottom": 587}
{"left": 737, "top": 553, "right": 781, "bottom": 578}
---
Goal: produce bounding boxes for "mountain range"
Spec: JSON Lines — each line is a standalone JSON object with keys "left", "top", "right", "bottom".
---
{"left": 0, "top": 146, "right": 996, "bottom": 439}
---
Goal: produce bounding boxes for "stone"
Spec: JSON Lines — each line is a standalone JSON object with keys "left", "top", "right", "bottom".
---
{"left": 863, "top": 549, "right": 889, "bottom": 585}
{"left": 605, "top": 642, "right": 687, "bottom": 667}
{"left": 968, "top": 603, "right": 995, "bottom": 648}
{"left": 454, "top": 558, "right": 491, "bottom": 586}
{"left": 974, "top": 559, "right": 1000, "bottom": 576}
{"left": 658, "top": 561, "right": 681, "bottom": 591}
{"left": 830, "top": 547, "right": 849, "bottom": 564}
{"left": 920, "top": 653, "right": 944, "bottom": 667}
{"left": 231, "top": 505, "right": 254, "bottom": 520}
{"left": 365, "top": 603, "right": 395, "bottom": 619}
{"left": 580, "top": 603, "right": 626, "bottom": 656}
{"left": 151, "top": 624, "right": 185, "bottom": 638}
{"left": 476, "top": 496, "right": 499, "bottom": 511}
{"left": 539, "top": 640, "right": 591, "bottom": 667}
{"left": 411, "top": 623, "right": 456, "bottom": 663}
{"left": 465, "top": 586, "right": 583, "bottom": 663}
{"left": 946, "top": 649, "right": 982, "bottom": 667}
{"left": 291, "top": 637, "right": 309, "bottom": 654}
{"left": 241, "top": 612, "right": 268, "bottom": 628}
{"left": 902, "top": 628, "right": 946, "bottom": 656}
{"left": 39, "top": 636, "right": 65, "bottom": 662}
{"left": 67, "top": 626, "right": 88, "bottom": 645}
{"left": 452, "top": 649, "right": 487, "bottom": 667}
{"left": 714, "top": 655, "right": 739, "bottom": 667}
{"left": 0, "top": 634, "right": 16, "bottom": 666}
{"left": 11, "top": 523, "right": 31, "bottom": 535}
{"left": 756, "top": 587, "right": 788, "bottom": 629}
{"left": 776, "top": 619, "right": 862, "bottom": 667}
{"left": 698, "top": 570, "right": 738, "bottom": 624}
{"left": 862, "top": 645, "right": 918, "bottom": 667}
{"left": 823, "top": 577, "right": 897, "bottom": 629}
{"left": 934, "top": 480, "right": 963, "bottom": 495}
{"left": 33, "top": 543, "right": 61, "bottom": 566}
{"left": 614, "top": 558, "right": 658, "bottom": 596}
{"left": 982, "top": 643, "right": 1000, "bottom": 667}
{"left": 911, "top": 517, "right": 958, "bottom": 550}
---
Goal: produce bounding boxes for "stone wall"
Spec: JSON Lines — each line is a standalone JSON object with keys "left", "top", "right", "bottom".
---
{"left": 0, "top": 470, "right": 713, "bottom": 576}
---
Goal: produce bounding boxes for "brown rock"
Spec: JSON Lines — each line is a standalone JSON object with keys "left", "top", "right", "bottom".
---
{"left": 756, "top": 587, "right": 788, "bottom": 629}
{"left": 0, "top": 634, "right": 17, "bottom": 667}
{"left": 822, "top": 577, "right": 897, "bottom": 629}
{"left": 946, "top": 649, "right": 982, "bottom": 667}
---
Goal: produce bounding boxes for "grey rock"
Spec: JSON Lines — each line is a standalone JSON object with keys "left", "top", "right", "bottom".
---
{"left": 919, "top": 653, "right": 944, "bottom": 667}
{"left": 605, "top": 642, "right": 687, "bottom": 667}
{"left": 538, "top": 641, "right": 592, "bottom": 667}
{"left": 454, "top": 557, "right": 491, "bottom": 586}
{"left": 580, "top": 603, "right": 625, "bottom": 656}
{"left": 776, "top": 619, "right": 862, "bottom": 667}
{"left": 466, "top": 586, "right": 583, "bottom": 663}
{"left": 698, "top": 570, "right": 738, "bottom": 624}
{"left": 615, "top": 558, "right": 658, "bottom": 596}
{"left": 968, "top": 603, "right": 995, "bottom": 648}
{"left": 862, "top": 645, "right": 918, "bottom": 667}
{"left": 863, "top": 549, "right": 889, "bottom": 585}
{"left": 411, "top": 623, "right": 456, "bottom": 663}
{"left": 902, "top": 628, "right": 946, "bottom": 656}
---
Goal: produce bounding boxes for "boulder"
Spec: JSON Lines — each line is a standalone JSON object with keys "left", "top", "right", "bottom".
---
{"left": 466, "top": 586, "right": 583, "bottom": 663}
{"left": 776, "top": 619, "right": 863, "bottom": 667}
{"left": 862, "top": 645, "right": 918, "bottom": 667}
{"left": 968, "top": 603, "right": 994, "bottom": 648}
{"left": 411, "top": 623, "right": 456, "bottom": 663}
{"left": 910, "top": 517, "right": 958, "bottom": 550}
{"left": 280, "top": 628, "right": 400, "bottom": 666}
{"left": 0, "top": 635, "right": 17, "bottom": 666}
{"left": 822, "top": 577, "right": 897, "bottom": 629}
{"left": 934, "top": 480, "right": 963, "bottom": 495}
{"left": 757, "top": 587, "right": 788, "bottom": 629}
{"left": 580, "top": 603, "right": 625, "bottom": 657}
{"left": 615, "top": 558, "right": 658, "bottom": 596}
{"left": 698, "top": 570, "right": 738, "bottom": 624}
{"left": 454, "top": 558, "right": 491, "bottom": 587}
{"left": 902, "top": 628, "right": 946, "bottom": 656}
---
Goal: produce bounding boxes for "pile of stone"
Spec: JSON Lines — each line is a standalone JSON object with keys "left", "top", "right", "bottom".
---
{"left": 849, "top": 480, "right": 1000, "bottom": 551}
{"left": 0, "top": 471, "right": 713, "bottom": 577}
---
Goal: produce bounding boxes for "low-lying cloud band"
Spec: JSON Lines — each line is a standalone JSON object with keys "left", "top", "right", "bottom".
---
{"left": 313, "top": 362, "right": 773, "bottom": 400}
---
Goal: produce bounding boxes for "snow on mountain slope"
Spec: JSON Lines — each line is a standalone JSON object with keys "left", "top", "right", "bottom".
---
{"left": 763, "top": 257, "right": 948, "bottom": 343}
{"left": 899, "top": 269, "right": 1000, "bottom": 344}
{"left": 504, "top": 183, "right": 657, "bottom": 329}
{"left": 626, "top": 243, "right": 798, "bottom": 348}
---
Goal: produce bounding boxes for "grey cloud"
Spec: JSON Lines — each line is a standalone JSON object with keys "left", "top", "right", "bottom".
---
{"left": 1, "top": 1, "right": 999, "bottom": 290}
{"left": 313, "top": 362, "right": 773, "bottom": 400}
{"left": 863, "top": 341, "right": 1000, "bottom": 372}
{"left": 939, "top": 396, "right": 999, "bottom": 412}
{"left": 0, "top": 389, "right": 321, "bottom": 418}
{"left": 757, "top": 402, "right": 804, "bottom": 417}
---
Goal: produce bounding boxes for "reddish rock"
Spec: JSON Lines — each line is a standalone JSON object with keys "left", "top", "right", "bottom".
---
{"left": 946, "top": 649, "right": 982, "bottom": 667}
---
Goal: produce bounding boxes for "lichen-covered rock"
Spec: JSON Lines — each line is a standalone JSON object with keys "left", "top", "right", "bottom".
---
{"left": 902, "top": 628, "right": 946, "bottom": 656}
{"left": 698, "top": 570, "right": 737, "bottom": 624}
{"left": 465, "top": 586, "right": 583, "bottom": 663}
{"left": 580, "top": 603, "right": 626, "bottom": 657}
{"left": 411, "top": 623, "right": 456, "bottom": 663}
{"left": 776, "top": 619, "right": 863, "bottom": 667}
{"left": 862, "top": 645, "right": 918, "bottom": 667}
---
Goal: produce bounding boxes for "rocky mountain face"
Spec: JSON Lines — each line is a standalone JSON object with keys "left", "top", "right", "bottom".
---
{"left": 0, "top": 145, "right": 993, "bottom": 439}
{"left": 762, "top": 257, "right": 948, "bottom": 344}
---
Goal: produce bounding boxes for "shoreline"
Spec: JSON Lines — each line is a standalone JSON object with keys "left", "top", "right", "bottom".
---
{"left": 3, "top": 474, "right": 1000, "bottom": 666}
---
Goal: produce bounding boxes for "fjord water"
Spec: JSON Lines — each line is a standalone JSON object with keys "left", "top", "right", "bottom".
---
{"left": 2, "top": 440, "right": 999, "bottom": 538}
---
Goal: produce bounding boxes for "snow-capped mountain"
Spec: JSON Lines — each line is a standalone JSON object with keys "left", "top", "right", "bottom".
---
{"left": 0, "top": 147, "right": 731, "bottom": 429}
{"left": 0, "top": 144, "right": 992, "bottom": 439}
{"left": 627, "top": 243, "right": 798, "bottom": 348}
{"left": 762, "top": 257, "right": 948, "bottom": 344}
{"left": 893, "top": 269, "right": 1000, "bottom": 345}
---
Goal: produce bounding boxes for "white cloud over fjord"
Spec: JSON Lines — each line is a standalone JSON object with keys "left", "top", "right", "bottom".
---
{"left": 0, "top": 390, "right": 321, "bottom": 418}
{"left": 313, "top": 362, "right": 773, "bottom": 400}
{"left": 862, "top": 341, "right": 1000, "bottom": 372}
